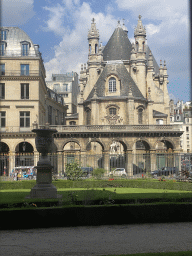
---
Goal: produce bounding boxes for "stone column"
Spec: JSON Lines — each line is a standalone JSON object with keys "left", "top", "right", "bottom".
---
{"left": 33, "top": 151, "right": 39, "bottom": 167}
{"left": 57, "top": 151, "right": 63, "bottom": 176}
{"left": 126, "top": 150, "right": 133, "bottom": 177}
{"left": 9, "top": 151, "right": 15, "bottom": 176}
{"left": 80, "top": 151, "right": 87, "bottom": 167}
{"left": 150, "top": 150, "right": 156, "bottom": 172}
{"left": 174, "top": 150, "right": 181, "bottom": 173}
{"left": 103, "top": 151, "right": 110, "bottom": 174}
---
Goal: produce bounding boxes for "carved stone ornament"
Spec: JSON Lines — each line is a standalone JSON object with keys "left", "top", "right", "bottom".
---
{"left": 105, "top": 115, "right": 123, "bottom": 125}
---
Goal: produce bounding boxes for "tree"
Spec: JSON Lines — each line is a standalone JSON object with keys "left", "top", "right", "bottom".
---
{"left": 65, "top": 161, "right": 86, "bottom": 180}
{"left": 93, "top": 168, "right": 105, "bottom": 179}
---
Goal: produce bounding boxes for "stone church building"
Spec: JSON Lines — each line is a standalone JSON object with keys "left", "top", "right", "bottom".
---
{"left": 53, "top": 16, "right": 182, "bottom": 176}
{"left": 78, "top": 16, "right": 170, "bottom": 126}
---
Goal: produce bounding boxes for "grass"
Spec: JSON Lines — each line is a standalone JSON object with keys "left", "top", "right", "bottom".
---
{"left": 1, "top": 187, "right": 192, "bottom": 206}
{"left": 103, "top": 252, "right": 192, "bottom": 256}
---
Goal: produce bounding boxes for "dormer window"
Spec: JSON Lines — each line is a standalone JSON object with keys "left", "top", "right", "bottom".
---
{"left": 21, "top": 41, "right": 31, "bottom": 56}
{"left": 22, "top": 44, "right": 29, "bottom": 56}
{"left": 109, "top": 77, "right": 116, "bottom": 92}
{"left": 0, "top": 42, "right": 6, "bottom": 56}
{"left": 1, "top": 30, "right": 7, "bottom": 41}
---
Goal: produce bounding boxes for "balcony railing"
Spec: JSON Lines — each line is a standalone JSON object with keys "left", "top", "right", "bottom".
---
{"left": 0, "top": 50, "right": 41, "bottom": 58}
{"left": 0, "top": 124, "right": 184, "bottom": 134}
{"left": 0, "top": 70, "right": 40, "bottom": 77}
{"left": 49, "top": 124, "right": 183, "bottom": 133}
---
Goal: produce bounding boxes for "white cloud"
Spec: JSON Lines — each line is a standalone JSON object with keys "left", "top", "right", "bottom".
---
{"left": 2, "top": 0, "right": 35, "bottom": 26}
{"left": 145, "top": 24, "right": 160, "bottom": 36}
{"left": 42, "top": 4, "right": 66, "bottom": 36}
{"left": 44, "top": 1, "right": 117, "bottom": 80}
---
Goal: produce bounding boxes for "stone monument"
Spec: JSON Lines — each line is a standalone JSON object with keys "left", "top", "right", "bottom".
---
{"left": 27, "top": 125, "right": 61, "bottom": 199}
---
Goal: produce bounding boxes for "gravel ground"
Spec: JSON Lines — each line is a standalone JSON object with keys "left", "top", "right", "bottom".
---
{"left": 1, "top": 222, "right": 192, "bottom": 256}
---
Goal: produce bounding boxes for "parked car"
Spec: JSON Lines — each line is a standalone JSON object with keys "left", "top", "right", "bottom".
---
{"left": 110, "top": 168, "right": 127, "bottom": 177}
{"left": 81, "top": 167, "right": 93, "bottom": 177}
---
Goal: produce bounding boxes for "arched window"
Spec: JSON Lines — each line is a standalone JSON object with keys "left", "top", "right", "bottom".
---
{"left": 109, "top": 107, "right": 116, "bottom": 115}
{"left": 136, "top": 42, "right": 139, "bottom": 52}
{"left": 89, "top": 44, "right": 91, "bottom": 54}
{"left": 95, "top": 44, "right": 98, "bottom": 54}
{"left": 138, "top": 108, "right": 143, "bottom": 124}
{"left": 142, "top": 41, "right": 145, "bottom": 51}
{"left": 109, "top": 77, "right": 116, "bottom": 92}
{"left": 69, "top": 121, "right": 76, "bottom": 125}
{"left": 86, "top": 109, "right": 91, "bottom": 125}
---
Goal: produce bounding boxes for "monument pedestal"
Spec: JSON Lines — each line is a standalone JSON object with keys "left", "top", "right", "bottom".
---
{"left": 27, "top": 165, "right": 62, "bottom": 199}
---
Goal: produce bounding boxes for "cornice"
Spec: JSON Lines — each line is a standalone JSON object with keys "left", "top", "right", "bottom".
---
{"left": 0, "top": 76, "right": 40, "bottom": 81}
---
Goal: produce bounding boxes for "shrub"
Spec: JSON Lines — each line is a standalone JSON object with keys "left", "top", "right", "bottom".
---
{"left": 65, "top": 161, "right": 86, "bottom": 181}
{"left": 93, "top": 168, "right": 105, "bottom": 179}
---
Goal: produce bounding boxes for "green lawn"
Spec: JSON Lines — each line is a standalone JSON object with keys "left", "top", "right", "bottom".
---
{"left": 1, "top": 187, "right": 192, "bottom": 205}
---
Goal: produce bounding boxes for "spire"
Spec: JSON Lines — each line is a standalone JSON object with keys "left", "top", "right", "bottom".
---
{"left": 122, "top": 18, "right": 128, "bottom": 34}
{"left": 159, "top": 60, "right": 164, "bottom": 76}
{"left": 134, "top": 14, "right": 146, "bottom": 37}
{"left": 117, "top": 20, "right": 121, "bottom": 28}
{"left": 163, "top": 60, "right": 168, "bottom": 76}
{"left": 88, "top": 18, "right": 99, "bottom": 39}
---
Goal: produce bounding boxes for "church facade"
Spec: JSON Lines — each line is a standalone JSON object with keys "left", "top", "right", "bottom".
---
{"left": 78, "top": 16, "right": 170, "bottom": 126}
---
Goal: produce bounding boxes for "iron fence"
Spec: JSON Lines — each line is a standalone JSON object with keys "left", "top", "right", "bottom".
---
{"left": 0, "top": 152, "right": 191, "bottom": 177}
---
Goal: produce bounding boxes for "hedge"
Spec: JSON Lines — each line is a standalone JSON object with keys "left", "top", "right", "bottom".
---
{"left": 1, "top": 179, "right": 192, "bottom": 191}
{"left": 1, "top": 203, "right": 192, "bottom": 230}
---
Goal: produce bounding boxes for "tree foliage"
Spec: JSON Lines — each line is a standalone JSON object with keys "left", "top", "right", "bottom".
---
{"left": 65, "top": 161, "right": 86, "bottom": 180}
{"left": 93, "top": 168, "right": 105, "bottom": 179}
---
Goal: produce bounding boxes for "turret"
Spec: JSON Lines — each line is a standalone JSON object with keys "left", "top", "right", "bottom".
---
{"left": 134, "top": 14, "right": 146, "bottom": 53}
{"left": 85, "top": 19, "right": 102, "bottom": 100}
{"left": 88, "top": 18, "right": 99, "bottom": 56}
{"left": 134, "top": 15, "right": 147, "bottom": 98}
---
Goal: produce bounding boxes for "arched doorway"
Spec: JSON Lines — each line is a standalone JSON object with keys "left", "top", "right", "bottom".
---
{"left": 109, "top": 141, "right": 127, "bottom": 170}
{"left": 133, "top": 140, "right": 151, "bottom": 176}
{"left": 0, "top": 142, "right": 9, "bottom": 176}
{"left": 63, "top": 141, "right": 81, "bottom": 173}
{"left": 156, "top": 140, "right": 174, "bottom": 169}
{"left": 15, "top": 141, "right": 34, "bottom": 167}
{"left": 86, "top": 141, "right": 104, "bottom": 169}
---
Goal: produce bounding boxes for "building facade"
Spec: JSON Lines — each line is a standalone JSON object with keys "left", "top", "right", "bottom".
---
{"left": 0, "top": 27, "right": 67, "bottom": 175}
{"left": 170, "top": 100, "right": 192, "bottom": 153}
{"left": 46, "top": 72, "right": 79, "bottom": 122}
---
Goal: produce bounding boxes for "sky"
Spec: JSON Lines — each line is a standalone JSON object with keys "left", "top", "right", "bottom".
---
{"left": 1, "top": 0, "right": 191, "bottom": 103}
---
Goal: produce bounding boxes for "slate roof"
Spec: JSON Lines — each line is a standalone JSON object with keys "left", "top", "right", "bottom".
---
{"left": 87, "top": 63, "right": 145, "bottom": 101}
{"left": 153, "top": 110, "right": 168, "bottom": 117}
{"left": 102, "top": 27, "right": 132, "bottom": 61}
{"left": 146, "top": 45, "right": 159, "bottom": 75}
